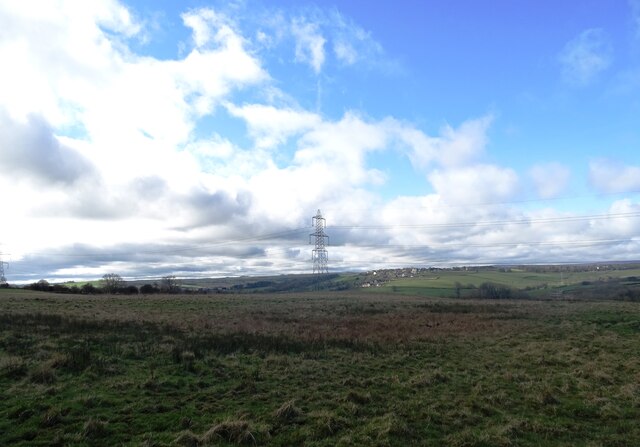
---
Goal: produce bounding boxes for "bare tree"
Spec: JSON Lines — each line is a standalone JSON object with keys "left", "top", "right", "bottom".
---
{"left": 102, "top": 273, "right": 124, "bottom": 294}
{"left": 161, "top": 275, "right": 180, "bottom": 293}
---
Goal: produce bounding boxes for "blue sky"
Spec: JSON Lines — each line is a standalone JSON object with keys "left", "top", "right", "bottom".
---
{"left": 1, "top": 0, "right": 640, "bottom": 282}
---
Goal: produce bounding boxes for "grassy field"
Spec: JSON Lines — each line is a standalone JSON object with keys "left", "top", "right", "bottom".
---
{"left": 1, "top": 287, "right": 639, "bottom": 446}
{"left": 375, "top": 267, "right": 640, "bottom": 298}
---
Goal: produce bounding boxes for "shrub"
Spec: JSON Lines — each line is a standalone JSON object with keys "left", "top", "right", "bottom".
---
{"left": 477, "top": 282, "right": 517, "bottom": 299}
{"left": 140, "top": 284, "right": 158, "bottom": 294}
{"left": 81, "top": 283, "right": 100, "bottom": 294}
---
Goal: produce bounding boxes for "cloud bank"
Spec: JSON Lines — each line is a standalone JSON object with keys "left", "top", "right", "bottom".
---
{"left": 1, "top": 1, "right": 639, "bottom": 282}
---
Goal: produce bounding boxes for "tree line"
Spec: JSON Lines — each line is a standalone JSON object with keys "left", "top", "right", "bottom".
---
{"left": 25, "top": 274, "right": 185, "bottom": 295}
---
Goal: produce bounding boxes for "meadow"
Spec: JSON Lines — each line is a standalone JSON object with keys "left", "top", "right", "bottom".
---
{"left": 1, "top": 286, "right": 639, "bottom": 446}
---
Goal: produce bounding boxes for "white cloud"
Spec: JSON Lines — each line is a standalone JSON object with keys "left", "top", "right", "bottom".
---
{"left": 334, "top": 40, "right": 357, "bottom": 64}
{"left": 291, "top": 18, "right": 326, "bottom": 74}
{"left": 242, "top": 111, "right": 391, "bottom": 225}
{"left": 331, "top": 11, "right": 382, "bottom": 66}
{"left": 226, "top": 103, "right": 321, "bottom": 149}
{"left": 182, "top": 8, "right": 226, "bottom": 48}
{"left": 589, "top": 159, "right": 640, "bottom": 192}
{"left": 294, "top": 112, "right": 389, "bottom": 171}
{"left": 398, "top": 115, "right": 493, "bottom": 170}
{"left": 186, "top": 134, "right": 236, "bottom": 160}
{"left": 0, "top": 1, "right": 267, "bottom": 180}
{"left": 1, "top": 1, "right": 636, "bottom": 281}
{"left": 0, "top": 1, "right": 271, "bottom": 263}
{"left": 241, "top": 6, "right": 385, "bottom": 75}
{"left": 559, "top": 28, "right": 612, "bottom": 85}
{"left": 530, "top": 163, "right": 571, "bottom": 198}
{"left": 0, "top": 0, "right": 136, "bottom": 126}
{"left": 0, "top": 110, "right": 96, "bottom": 186}
{"left": 428, "top": 164, "right": 519, "bottom": 205}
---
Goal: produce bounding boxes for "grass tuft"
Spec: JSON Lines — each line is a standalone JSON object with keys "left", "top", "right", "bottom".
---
{"left": 82, "top": 417, "right": 109, "bottom": 439}
{"left": 29, "top": 363, "right": 56, "bottom": 384}
{"left": 410, "top": 368, "right": 449, "bottom": 387}
{"left": 63, "top": 343, "right": 92, "bottom": 372}
{"left": 41, "top": 407, "right": 63, "bottom": 427}
{"left": 310, "top": 410, "right": 348, "bottom": 437}
{"left": 180, "top": 351, "right": 196, "bottom": 372}
{"left": 274, "top": 399, "right": 303, "bottom": 423}
{"left": 179, "top": 416, "right": 193, "bottom": 429}
{"left": 0, "top": 355, "right": 27, "bottom": 378}
{"left": 344, "top": 390, "right": 371, "bottom": 405}
{"left": 201, "top": 418, "right": 266, "bottom": 445}
{"left": 173, "top": 430, "right": 200, "bottom": 447}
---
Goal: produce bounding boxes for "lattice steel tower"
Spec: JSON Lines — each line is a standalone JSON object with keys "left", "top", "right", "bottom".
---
{"left": 0, "top": 251, "right": 7, "bottom": 286}
{"left": 310, "top": 209, "right": 329, "bottom": 274}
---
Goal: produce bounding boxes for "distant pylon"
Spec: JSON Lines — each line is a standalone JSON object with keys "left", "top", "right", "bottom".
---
{"left": 310, "top": 209, "right": 329, "bottom": 274}
{"left": 0, "top": 251, "right": 7, "bottom": 285}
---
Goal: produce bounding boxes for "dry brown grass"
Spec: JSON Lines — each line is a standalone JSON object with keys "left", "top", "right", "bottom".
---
{"left": 1, "top": 288, "right": 639, "bottom": 446}
{"left": 200, "top": 418, "right": 263, "bottom": 445}
{"left": 0, "top": 290, "right": 553, "bottom": 344}
{"left": 273, "top": 399, "right": 303, "bottom": 422}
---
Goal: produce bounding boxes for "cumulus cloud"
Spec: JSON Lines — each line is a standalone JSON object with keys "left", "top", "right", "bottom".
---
{"left": 0, "top": 1, "right": 266, "bottom": 145}
{"left": 182, "top": 8, "right": 228, "bottom": 48}
{"left": 589, "top": 159, "right": 640, "bottom": 192}
{"left": 559, "top": 28, "right": 612, "bottom": 85}
{"left": 428, "top": 164, "right": 519, "bottom": 205}
{"left": 529, "top": 162, "right": 571, "bottom": 198}
{"left": 399, "top": 115, "right": 493, "bottom": 171}
{"left": 390, "top": 114, "right": 519, "bottom": 209}
{"left": 291, "top": 18, "right": 326, "bottom": 74}
{"left": 240, "top": 111, "right": 391, "bottom": 227}
{"left": 178, "top": 188, "right": 252, "bottom": 229}
{"left": 226, "top": 103, "right": 321, "bottom": 149}
{"left": 0, "top": 110, "right": 95, "bottom": 185}
{"left": 1, "top": 1, "right": 636, "bottom": 282}
{"left": 0, "top": 0, "right": 138, "bottom": 126}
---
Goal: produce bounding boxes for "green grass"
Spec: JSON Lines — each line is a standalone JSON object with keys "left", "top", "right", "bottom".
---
{"left": 1, "top": 290, "right": 639, "bottom": 445}
{"left": 374, "top": 267, "right": 640, "bottom": 298}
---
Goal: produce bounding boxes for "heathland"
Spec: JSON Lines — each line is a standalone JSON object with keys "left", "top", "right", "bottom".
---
{"left": 1, "top": 268, "right": 639, "bottom": 446}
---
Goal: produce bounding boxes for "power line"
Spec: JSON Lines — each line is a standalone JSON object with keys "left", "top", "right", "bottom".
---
{"left": 328, "top": 211, "right": 640, "bottom": 231}
{"left": 321, "top": 189, "right": 640, "bottom": 213}
{"left": 6, "top": 206, "right": 640, "bottom": 280}
{"left": 329, "top": 237, "right": 638, "bottom": 249}
{"left": 11, "top": 209, "right": 640, "bottom": 260}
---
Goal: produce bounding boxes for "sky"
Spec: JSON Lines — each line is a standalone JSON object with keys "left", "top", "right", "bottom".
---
{"left": 1, "top": 0, "right": 640, "bottom": 283}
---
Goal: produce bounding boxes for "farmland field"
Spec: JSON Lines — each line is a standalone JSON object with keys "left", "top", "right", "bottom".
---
{"left": 1, "top": 287, "right": 639, "bottom": 446}
{"left": 374, "top": 267, "right": 640, "bottom": 298}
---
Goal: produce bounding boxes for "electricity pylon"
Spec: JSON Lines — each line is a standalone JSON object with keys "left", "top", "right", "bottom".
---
{"left": 310, "top": 209, "right": 329, "bottom": 274}
{"left": 0, "top": 252, "right": 7, "bottom": 285}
